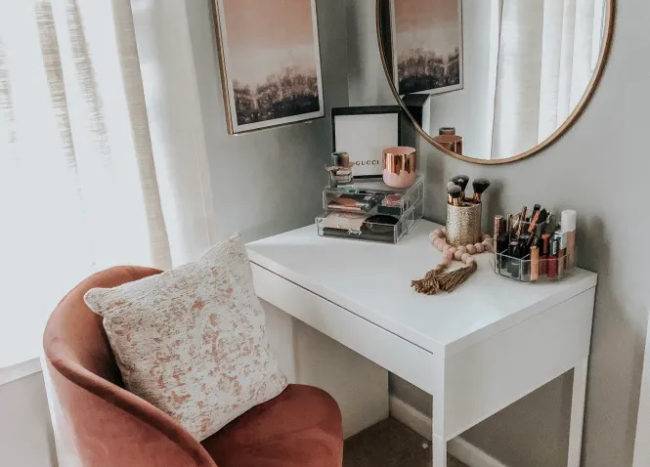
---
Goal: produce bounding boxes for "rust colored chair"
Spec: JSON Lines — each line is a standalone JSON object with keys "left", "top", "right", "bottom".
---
{"left": 43, "top": 266, "right": 343, "bottom": 467}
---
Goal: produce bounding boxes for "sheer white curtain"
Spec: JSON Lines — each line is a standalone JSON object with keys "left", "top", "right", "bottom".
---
{"left": 491, "top": 0, "right": 606, "bottom": 156}
{"left": 0, "top": 0, "right": 215, "bottom": 369}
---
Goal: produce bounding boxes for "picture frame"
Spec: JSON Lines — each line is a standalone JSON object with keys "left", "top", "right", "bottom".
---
{"left": 212, "top": 0, "right": 325, "bottom": 134}
{"left": 332, "top": 106, "right": 402, "bottom": 178}
{"left": 389, "top": 0, "right": 464, "bottom": 96}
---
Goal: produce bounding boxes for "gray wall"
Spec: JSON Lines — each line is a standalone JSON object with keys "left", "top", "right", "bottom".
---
{"left": 346, "top": 1, "right": 395, "bottom": 107}
{"left": 0, "top": 372, "right": 56, "bottom": 467}
{"left": 187, "top": 0, "right": 349, "bottom": 243}
{"left": 346, "top": 1, "right": 650, "bottom": 466}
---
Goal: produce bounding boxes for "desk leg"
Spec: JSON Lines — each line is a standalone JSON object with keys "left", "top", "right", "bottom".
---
{"left": 432, "top": 401, "right": 447, "bottom": 467}
{"left": 432, "top": 358, "right": 447, "bottom": 467}
{"left": 568, "top": 357, "right": 588, "bottom": 467}
{"left": 432, "top": 434, "right": 447, "bottom": 467}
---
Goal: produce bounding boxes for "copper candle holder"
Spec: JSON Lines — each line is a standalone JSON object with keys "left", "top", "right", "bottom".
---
{"left": 382, "top": 146, "right": 417, "bottom": 189}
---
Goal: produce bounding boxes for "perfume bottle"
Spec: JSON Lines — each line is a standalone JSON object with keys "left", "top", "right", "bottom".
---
{"left": 326, "top": 152, "right": 353, "bottom": 188}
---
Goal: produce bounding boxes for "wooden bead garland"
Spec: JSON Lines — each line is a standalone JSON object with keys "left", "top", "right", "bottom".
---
{"left": 411, "top": 227, "right": 493, "bottom": 295}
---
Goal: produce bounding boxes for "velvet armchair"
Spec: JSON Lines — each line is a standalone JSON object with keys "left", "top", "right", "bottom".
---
{"left": 43, "top": 266, "right": 343, "bottom": 467}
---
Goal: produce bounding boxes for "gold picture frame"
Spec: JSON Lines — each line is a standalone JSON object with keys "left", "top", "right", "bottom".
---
{"left": 390, "top": 0, "right": 464, "bottom": 97}
{"left": 212, "top": 0, "right": 325, "bottom": 135}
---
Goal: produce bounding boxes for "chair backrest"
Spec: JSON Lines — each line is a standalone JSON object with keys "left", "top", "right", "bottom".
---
{"left": 43, "top": 266, "right": 216, "bottom": 467}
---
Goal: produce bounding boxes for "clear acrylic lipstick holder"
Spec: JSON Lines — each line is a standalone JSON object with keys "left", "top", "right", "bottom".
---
{"left": 492, "top": 217, "right": 576, "bottom": 282}
{"left": 493, "top": 250, "right": 571, "bottom": 282}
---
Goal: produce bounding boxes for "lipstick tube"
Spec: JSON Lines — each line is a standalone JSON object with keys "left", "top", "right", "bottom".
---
{"left": 548, "top": 237, "right": 560, "bottom": 280}
{"left": 553, "top": 230, "right": 567, "bottom": 278}
{"left": 540, "top": 233, "right": 551, "bottom": 276}
{"left": 530, "top": 246, "right": 540, "bottom": 282}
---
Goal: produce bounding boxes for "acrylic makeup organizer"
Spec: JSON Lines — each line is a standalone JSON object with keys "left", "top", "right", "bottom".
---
{"left": 322, "top": 175, "right": 423, "bottom": 215}
{"left": 493, "top": 251, "right": 572, "bottom": 282}
{"left": 316, "top": 175, "right": 424, "bottom": 243}
{"left": 492, "top": 217, "right": 576, "bottom": 282}
{"left": 316, "top": 203, "right": 422, "bottom": 244}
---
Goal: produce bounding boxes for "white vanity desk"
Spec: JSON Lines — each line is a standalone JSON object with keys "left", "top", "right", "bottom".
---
{"left": 247, "top": 220, "right": 597, "bottom": 467}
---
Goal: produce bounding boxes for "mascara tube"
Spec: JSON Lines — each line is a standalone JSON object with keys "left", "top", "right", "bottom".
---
{"left": 508, "top": 240, "right": 520, "bottom": 278}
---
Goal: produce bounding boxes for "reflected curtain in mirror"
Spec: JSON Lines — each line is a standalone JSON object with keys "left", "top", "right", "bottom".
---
{"left": 492, "top": 0, "right": 606, "bottom": 156}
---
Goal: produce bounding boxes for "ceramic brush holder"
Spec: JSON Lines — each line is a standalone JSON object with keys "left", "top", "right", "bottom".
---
{"left": 446, "top": 202, "right": 482, "bottom": 246}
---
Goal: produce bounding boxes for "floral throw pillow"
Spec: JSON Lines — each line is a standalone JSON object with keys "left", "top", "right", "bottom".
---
{"left": 84, "top": 236, "right": 287, "bottom": 441}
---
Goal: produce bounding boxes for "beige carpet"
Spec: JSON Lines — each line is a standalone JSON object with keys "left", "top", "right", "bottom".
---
{"left": 344, "top": 418, "right": 467, "bottom": 467}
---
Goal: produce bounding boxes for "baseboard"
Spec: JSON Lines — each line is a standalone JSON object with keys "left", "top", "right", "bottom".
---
{"left": 389, "top": 395, "right": 507, "bottom": 467}
{"left": 0, "top": 357, "right": 42, "bottom": 386}
{"left": 448, "top": 437, "right": 507, "bottom": 467}
{"left": 389, "top": 394, "right": 432, "bottom": 439}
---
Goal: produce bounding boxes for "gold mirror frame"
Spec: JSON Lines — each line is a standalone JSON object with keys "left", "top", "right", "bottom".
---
{"left": 376, "top": 0, "right": 615, "bottom": 165}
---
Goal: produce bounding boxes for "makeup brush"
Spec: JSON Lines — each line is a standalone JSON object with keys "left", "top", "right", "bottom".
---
{"left": 545, "top": 211, "right": 555, "bottom": 231}
{"left": 451, "top": 175, "right": 469, "bottom": 201}
{"left": 452, "top": 175, "right": 470, "bottom": 199}
{"left": 528, "top": 209, "right": 542, "bottom": 235}
{"left": 449, "top": 175, "right": 469, "bottom": 186}
{"left": 471, "top": 178, "right": 490, "bottom": 203}
{"left": 538, "top": 209, "right": 549, "bottom": 224}
{"left": 530, "top": 209, "right": 549, "bottom": 240}
{"left": 528, "top": 204, "right": 541, "bottom": 223}
{"left": 516, "top": 206, "right": 528, "bottom": 238}
{"left": 510, "top": 213, "right": 521, "bottom": 237}
{"left": 448, "top": 185, "right": 462, "bottom": 206}
{"left": 447, "top": 181, "right": 459, "bottom": 204}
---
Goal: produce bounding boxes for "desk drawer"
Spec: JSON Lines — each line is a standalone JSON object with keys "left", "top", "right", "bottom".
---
{"left": 251, "top": 263, "right": 435, "bottom": 394}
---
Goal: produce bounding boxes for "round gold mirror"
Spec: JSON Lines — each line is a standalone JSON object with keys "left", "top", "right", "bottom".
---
{"left": 376, "top": 0, "right": 614, "bottom": 164}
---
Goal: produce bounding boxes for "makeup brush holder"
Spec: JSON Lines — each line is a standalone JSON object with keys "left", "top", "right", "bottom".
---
{"left": 446, "top": 202, "right": 482, "bottom": 247}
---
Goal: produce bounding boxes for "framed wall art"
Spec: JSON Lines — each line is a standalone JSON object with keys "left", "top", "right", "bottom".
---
{"left": 390, "top": 0, "right": 463, "bottom": 96}
{"left": 213, "top": 0, "right": 325, "bottom": 134}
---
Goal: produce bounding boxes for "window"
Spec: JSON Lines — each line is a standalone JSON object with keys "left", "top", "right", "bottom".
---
{"left": 0, "top": 0, "right": 163, "bottom": 369}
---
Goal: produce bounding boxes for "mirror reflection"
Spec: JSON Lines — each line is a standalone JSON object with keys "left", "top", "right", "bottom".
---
{"left": 378, "top": 0, "right": 609, "bottom": 161}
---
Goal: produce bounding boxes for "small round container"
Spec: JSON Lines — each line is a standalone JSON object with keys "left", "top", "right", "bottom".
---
{"left": 433, "top": 127, "right": 463, "bottom": 154}
{"left": 382, "top": 146, "right": 417, "bottom": 188}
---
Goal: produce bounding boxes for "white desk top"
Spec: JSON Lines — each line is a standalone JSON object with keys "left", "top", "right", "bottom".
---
{"left": 247, "top": 221, "right": 597, "bottom": 355}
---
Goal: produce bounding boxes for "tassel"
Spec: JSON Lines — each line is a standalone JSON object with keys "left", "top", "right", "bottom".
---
{"left": 411, "top": 263, "right": 446, "bottom": 295}
{"left": 411, "top": 261, "right": 477, "bottom": 295}
{"left": 437, "top": 261, "right": 477, "bottom": 292}
{"left": 415, "top": 228, "right": 488, "bottom": 295}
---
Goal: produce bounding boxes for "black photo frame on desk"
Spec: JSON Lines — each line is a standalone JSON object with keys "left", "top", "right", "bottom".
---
{"left": 331, "top": 106, "right": 402, "bottom": 178}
